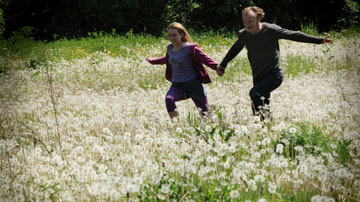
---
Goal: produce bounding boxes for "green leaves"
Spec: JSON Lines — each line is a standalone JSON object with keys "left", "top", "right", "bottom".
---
{"left": 272, "top": 123, "right": 354, "bottom": 167}
{"left": 272, "top": 123, "right": 332, "bottom": 159}
{"left": 193, "top": 123, "right": 234, "bottom": 144}
{"left": 335, "top": 138, "right": 352, "bottom": 166}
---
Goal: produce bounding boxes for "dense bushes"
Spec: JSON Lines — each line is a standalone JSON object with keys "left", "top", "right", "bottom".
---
{"left": 1, "top": 0, "right": 359, "bottom": 40}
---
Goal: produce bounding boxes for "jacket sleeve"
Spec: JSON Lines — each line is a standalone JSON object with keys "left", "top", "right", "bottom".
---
{"left": 147, "top": 56, "right": 167, "bottom": 65}
{"left": 194, "top": 46, "right": 218, "bottom": 70}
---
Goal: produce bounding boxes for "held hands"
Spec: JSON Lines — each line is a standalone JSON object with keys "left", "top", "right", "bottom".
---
{"left": 216, "top": 65, "right": 225, "bottom": 76}
{"left": 322, "top": 37, "right": 334, "bottom": 44}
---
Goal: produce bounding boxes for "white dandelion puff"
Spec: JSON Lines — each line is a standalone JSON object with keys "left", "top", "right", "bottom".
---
{"left": 276, "top": 144, "right": 284, "bottom": 154}
{"left": 268, "top": 182, "right": 277, "bottom": 194}
{"left": 248, "top": 179, "right": 257, "bottom": 191}
{"left": 176, "top": 127, "right": 183, "bottom": 133}
{"left": 160, "top": 184, "right": 170, "bottom": 194}
{"left": 230, "top": 190, "right": 240, "bottom": 198}
{"left": 289, "top": 127, "right": 297, "bottom": 134}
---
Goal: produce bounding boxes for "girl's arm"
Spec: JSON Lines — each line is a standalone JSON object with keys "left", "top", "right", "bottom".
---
{"left": 193, "top": 46, "right": 218, "bottom": 70}
{"left": 146, "top": 56, "right": 167, "bottom": 65}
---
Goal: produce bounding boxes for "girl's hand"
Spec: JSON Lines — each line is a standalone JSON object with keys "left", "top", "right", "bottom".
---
{"left": 146, "top": 58, "right": 154, "bottom": 64}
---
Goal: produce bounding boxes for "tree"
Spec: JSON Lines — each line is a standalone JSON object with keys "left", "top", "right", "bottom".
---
{"left": 2, "top": 0, "right": 358, "bottom": 40}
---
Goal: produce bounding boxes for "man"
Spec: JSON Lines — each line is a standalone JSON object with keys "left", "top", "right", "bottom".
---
{"left": 216, "top": 6, "right": 333, "bottom": 121}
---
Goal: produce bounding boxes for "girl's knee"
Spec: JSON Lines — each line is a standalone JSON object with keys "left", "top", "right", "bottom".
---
{"left": 165, "top": 95, "right": 174, "bottom": 103}
{"left": 165, "top": 95, "right": 176, "bottom": 112}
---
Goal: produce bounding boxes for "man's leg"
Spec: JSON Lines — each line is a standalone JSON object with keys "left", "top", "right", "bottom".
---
{"left": 249, "top": 72, "right": 283, "bottom": 117}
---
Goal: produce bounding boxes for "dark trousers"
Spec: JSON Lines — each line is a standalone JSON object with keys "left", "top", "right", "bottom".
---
{"left": 249, "top": 71, "right": 283, "bottom": 113}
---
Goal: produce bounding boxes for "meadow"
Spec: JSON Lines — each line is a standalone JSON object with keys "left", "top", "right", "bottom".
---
{"left": 0, "top": 28, "right": 359, "bottom": 201}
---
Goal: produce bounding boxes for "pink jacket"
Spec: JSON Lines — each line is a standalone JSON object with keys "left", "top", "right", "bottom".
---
{"left": 148, "top": 44, "right": 218, "bottom": 84}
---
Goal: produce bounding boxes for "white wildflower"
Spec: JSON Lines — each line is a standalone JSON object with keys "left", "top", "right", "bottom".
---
{"left": 205, "top": 125, "right": 212, "bottom": 132}
{"left": 157, "top": 194, "right": 166, "bottom": 200}
{"left": 289, "top": 127, "right": 297, "bottom": 134}
{"left": 160, "top": 184, "right": 171, "bottom": 194}
{"left": 128, "top": 184, "right": 140, "bottom": 193}
{"left": 248, "top": 179, "right": 257, "bottom": 191}
{"left": 276, "top": 144, "right": 284, "bottom": 154}
{"left": 230, "top": 190, "right": 240, "bottom": 198}
{"left": 281, "top": 138, "right": 290, "bottom": 146}
{"left": 254, "top": 175, "right": 265, "bottom": 183}
{"left": 254, "top": 152, "right": 261, "bottom": 159}
{"left": 257, "top": 198, "right": 268, "bottom": 202}
{"left": 268, "top": 182, "right": 277, "bottom": 194}
{"left": 176, "top": 127, "right": 183, "bottom": 133}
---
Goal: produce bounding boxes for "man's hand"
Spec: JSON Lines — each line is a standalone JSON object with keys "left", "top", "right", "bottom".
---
{"left": 216, "top": 65, "right": 225, "bottom": 76}
{"left": 322, "top": 37, "right": 334, "bottom": 44}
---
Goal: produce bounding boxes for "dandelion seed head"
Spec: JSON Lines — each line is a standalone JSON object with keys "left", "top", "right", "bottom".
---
{"left": 248, "top": 179, "right": 257, "bottom": 191}
{"left": 289, "top": 127, "right": 297, "bottom": 134}
{"left": 254, "top": 175, "right": 265, "bottom": 182}
{"left": 276, "top": 144, "right": 284, "bottom": 154}
{"left": 230, "top": 190, "right": 240, "bottom": 198}
{"left": 268, "top": 182, "right": 277, "bottom": 194}
{"left": 157, "top": 193, "right": 166, "bottom": 200}
{"left": 160, "top": 184, "right": 171, "bottom": 194}
{"left": 223, "top": 161, "right": 230, "bottom": 169}
{"left": 176, "top": 127, "right": 183, "bottom": 133}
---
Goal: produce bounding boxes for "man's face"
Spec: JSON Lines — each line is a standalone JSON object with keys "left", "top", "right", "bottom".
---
{"left": 242, "top": 11, "right": 259, "bottom": 34}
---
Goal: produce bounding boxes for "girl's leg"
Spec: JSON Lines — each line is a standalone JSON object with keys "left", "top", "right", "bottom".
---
{"left": 165, "top": 85, "right": 186, "bottom": 118}
{"left": 191, "top": 96, "right": 209, "bottom": 115}
{"left": 250, "top": 71, "right": 283, "bottom": 114}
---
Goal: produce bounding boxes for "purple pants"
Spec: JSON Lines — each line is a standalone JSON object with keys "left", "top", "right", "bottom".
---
{"left": 165, "top": 85, "right": 209, "bottom": 113}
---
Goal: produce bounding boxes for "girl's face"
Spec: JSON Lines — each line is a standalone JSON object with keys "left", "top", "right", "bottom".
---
{"left": 168, "top": 28, "right": 184, "bottom": 46}
{"left": 242, "top": 11, "right": 260, "bottom": 34}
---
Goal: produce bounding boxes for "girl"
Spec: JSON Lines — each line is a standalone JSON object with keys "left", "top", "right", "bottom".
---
{"left": 147, "top": 22, "right": 219, "bottom": 119}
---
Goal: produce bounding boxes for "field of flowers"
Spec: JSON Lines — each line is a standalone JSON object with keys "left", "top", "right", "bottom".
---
{"left": 0, "top": 33, "right": 359, "bottom": 201}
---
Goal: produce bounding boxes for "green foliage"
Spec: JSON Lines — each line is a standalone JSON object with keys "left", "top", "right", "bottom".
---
{"left": 330, "top": 25, "right": 360, "bottom": 39}
{"left": 283, "top": 55, "right": 317, "bottom": 77}
{"left": 27, "top": 58, "right": 44, "bottom": 69}
{"left": 188, "top": 106, "right": 235, "bottom": 145}
{"left": 193, "top": 122, "right": 235, "bottom": 145}
{"left": 3, "top": 0, "right": 359, "bottom": 39}
{"left": 301, "top": 23, "right": 320, "bottom": 36}
{"left": 0, "top": 8, "right": 3, "bottom": 37}
{"left": 272, "top": 123, "right": 333, "bottom": 160}
{"left": 140, "top": 172, "right": 282, "bottom": 201}
{"left": 0, "top": 0, "right": 11, "bottom": 37}
{"left": 335, "top": 138, "right": 352, "bottom": 166}
{"left": 0, "top": 30, "right": 165, "bottom": 65}
{"left": 163, "top": 0, "right": 201, "bottom": 27}
{"left": 335, "top": 0, "right": 360, "bottom": 29}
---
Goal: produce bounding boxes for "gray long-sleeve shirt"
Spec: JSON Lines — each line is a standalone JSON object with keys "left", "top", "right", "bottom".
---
{"left": 220, "top": 22, "right": 324, "bottom": 80}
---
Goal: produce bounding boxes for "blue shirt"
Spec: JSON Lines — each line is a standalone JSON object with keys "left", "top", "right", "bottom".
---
{"left": 167, "top": 43, "right": 197, "bottom": 82}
